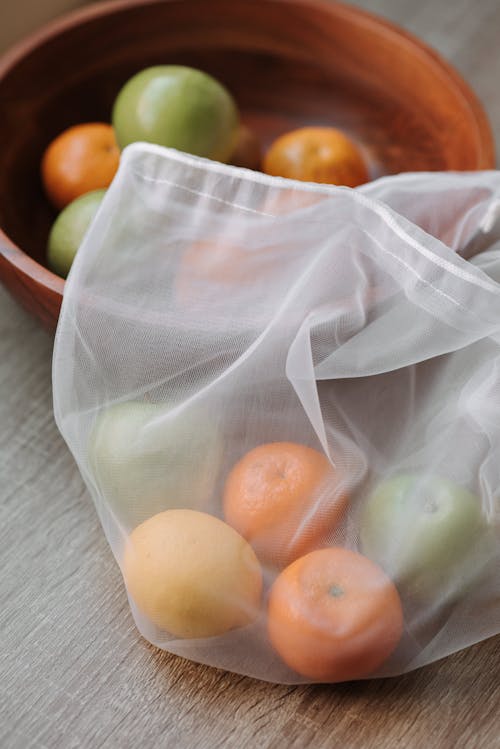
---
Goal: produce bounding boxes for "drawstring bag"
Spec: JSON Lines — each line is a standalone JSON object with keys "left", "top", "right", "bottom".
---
{"left": 360, "top": 170, "right": 500, "bottom": 258}
{"left": 53, "top": 143, "right": 500, "bottom": 683}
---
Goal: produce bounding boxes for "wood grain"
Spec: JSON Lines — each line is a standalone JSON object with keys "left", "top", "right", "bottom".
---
{"left": 1, "top": 1, "right": 500, "bottom": 748}
{"left": 0, "top": 0, "right": 495, "bottom": 329}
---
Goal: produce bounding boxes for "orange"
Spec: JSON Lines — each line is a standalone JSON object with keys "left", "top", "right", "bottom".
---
{"left": 262, "top": 189, "right": 326, "bottom": 216}
{"left": 263, "top": 126, "right": 369, "bottom": 187}
{"left": 174, "top": 239, "right": 249, "bottom": 307}
{"left": 175, "top": 238, "right": 279, "bottom": 306}
{"left": 268, "top": 547, "right": 404, "bottom": 681}
{"left": 123, "top": 509, "right": 262, "bottom": 638}
{"left": 41, "top": 122, "right": 120, "bottom": 210}
{"left": 178, "top": 239, "right": 251, "bottom": 290}
{"left": 223, "top": 442, "right": 348, "bottom": 567}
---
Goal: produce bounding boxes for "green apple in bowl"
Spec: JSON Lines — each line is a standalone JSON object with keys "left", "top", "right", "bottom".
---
{"left": 360, "top": 474, "right": 490, "bottom": 602}
{"left": 88, "top": 400, "right": 223, "bottom": 529}
{"left": 112, "top": 65, "right": 239, "bottom": 162}
{"left": 47, "top": 188, "right": 106, "bottom": 277}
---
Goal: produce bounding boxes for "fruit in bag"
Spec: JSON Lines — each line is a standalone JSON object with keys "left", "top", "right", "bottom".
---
{"left": 123, "top": 509, "right": 263, "bottom": 638}
{"left": 360, "top": 475, "right": 489, "bottom": 601}
{"left": 88, "top": 401, "right": 222, "bottom": 528}
{"left": 267, "top": 547, "right": 403, "bottom": 681}
{"left": 224, "top": 442, "right": 348, "bottom": 567}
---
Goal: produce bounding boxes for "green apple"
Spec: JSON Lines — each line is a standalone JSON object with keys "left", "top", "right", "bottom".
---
{"left": 112, "top": 65, "right": 239, "bottom": 162}
{"left": 47, "top": 189, "right": 106, "bottom": 277}
{"left": 88, "top": 401, "right": 223, "bottom": 529}
{"left": 360, "top": 474, "right": 489, "bottom": 601}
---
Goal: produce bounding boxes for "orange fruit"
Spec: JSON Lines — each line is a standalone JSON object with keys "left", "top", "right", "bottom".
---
{"left": 223, "top": 442, "right": 348, "bottom": 567}
{"left": 174, "top": 238, "right": 248, "bottom": 308}
{"left": 178, "top": 239, "right": 251, "bottom": 290}
{"left": 263, "top": 126, "right": 368, "bottom": 187}
{"left": 229, "top": 124, "right": 262, "bottom": 171}
{"left": 41, "top": 122, "right": 120, "bottom": 210}
{"left": 268, "top": 547, "right": 404, "bottom": 681}
{"left": 123, "top": 509, "right": 262, "bottom": 638}
{"left": 261, "top": 189, "right": 326, "bottom": 216}
{"left": 175, "top": 238, "right": 280, "bottom": 306}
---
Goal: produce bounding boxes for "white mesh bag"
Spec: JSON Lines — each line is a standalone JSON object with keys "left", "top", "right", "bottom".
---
{"left": 53, "top": 143, "right": 500, "bottom": 683}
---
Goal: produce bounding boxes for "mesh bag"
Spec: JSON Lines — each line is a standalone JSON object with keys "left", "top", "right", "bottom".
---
{"left": 53, "top": 144, "right": 500, "bottom": 683}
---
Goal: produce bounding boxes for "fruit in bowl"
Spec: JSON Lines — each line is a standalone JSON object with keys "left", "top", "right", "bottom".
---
{"left": 43, "top": 64, "right": 246, "bottom": 276}
{"left": 263, "top": 126, "right": 369, "bottom": 186}
{"left": 47, "top": 189, "right": 106, "bottom": 277}
{"left": 41, "top": 123, "right": 119, "bottom": 210}
{"left": 112, "top": 65, "right": 240, "bottom": 162}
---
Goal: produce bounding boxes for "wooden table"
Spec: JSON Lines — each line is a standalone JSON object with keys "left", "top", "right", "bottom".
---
{"left": 1, "top": 1, "right": 499, "bottom": 746}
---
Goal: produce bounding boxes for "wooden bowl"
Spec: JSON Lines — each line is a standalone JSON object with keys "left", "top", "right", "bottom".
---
{"left": 0, "top": 0, "right": 495, "bottom": 330}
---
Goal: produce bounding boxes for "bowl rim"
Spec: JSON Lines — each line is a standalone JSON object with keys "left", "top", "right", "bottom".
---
{"left": 0, "top": 0, "right": 495, "bottom": 299}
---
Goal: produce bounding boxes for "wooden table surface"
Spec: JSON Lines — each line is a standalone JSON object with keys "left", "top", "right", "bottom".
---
{"left": 1, "top": 1, "right": 500, "bottom": 747}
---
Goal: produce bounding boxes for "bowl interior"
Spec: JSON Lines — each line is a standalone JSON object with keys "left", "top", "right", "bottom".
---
{"left": 0, "top": 0, "right": 493, "bottom": 272}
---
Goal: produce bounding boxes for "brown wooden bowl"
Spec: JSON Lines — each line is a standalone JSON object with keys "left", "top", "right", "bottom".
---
{"left": 0, "top": 0, "right": 495, "bottom": 330}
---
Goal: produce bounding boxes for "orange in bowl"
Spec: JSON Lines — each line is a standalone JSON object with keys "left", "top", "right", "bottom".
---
{"left": 223, "top": 442, "right": 348, "bottom": 567}
{"left": 175, "top": 237, "right": 285, "bottom": 308}
{"left": 177, "top": 239, "right": 251, "bottom": 291}
{"left": 263, "top": 126, "right": 368, "bottom": 187}
{"left": 41, "top": 122, "right": 120, "bottom": 210}
{"left": 268, "top": 547, "right": 404, "bottom": 681}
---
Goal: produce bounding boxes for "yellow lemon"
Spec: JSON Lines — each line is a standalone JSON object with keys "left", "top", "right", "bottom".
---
{"left": 123, "top": 509, "right": 262, "bottom": 638}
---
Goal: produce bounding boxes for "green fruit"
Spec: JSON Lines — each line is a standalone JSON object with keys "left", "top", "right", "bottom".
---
{"left": 47, "top": 189, "right": 106, "bottom": 277}
{"left": 88, "top": 401, "right": 223, "bottom": 529}
{"left": 360, "top": 474, "right": 489, "bottom": 601}
{"left": 112, "top": 65, "right": 239, "bottom": 161}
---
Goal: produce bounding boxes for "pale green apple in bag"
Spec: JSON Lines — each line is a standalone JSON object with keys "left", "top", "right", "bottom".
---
{"left": 88, "top": 401, "right": 223, "bottom": 529}
{"left": 360, "top": 474, "right": 492, "bottom": 602}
